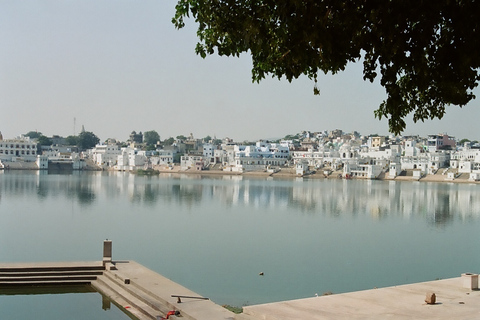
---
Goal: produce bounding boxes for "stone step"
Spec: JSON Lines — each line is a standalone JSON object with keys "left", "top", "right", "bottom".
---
{"left": 0, "top": 284, "right": 95, "bottom": 295}
{"left": 102, "top": 270, "right": 173, "bottom": 316}
{"left": 0, "top": 275, "right": 98, "bottom": 282}
{"left": 0, "top": 265, "right": 104, "bottom": 273}
{"left": 0, "top": 261, "right": 104, "bottom": 273}
{"left": 93, "top": 275, "right": 164, "bottom": 320}
{"left": 0, "top": 262, "right": 104, "bottom": 287}
{"left": 0, "top": 270, "right": 103, "bottom": 277}
{"left": 0, "top": 280, "right": 93, "bottom": 286}
{"left": 104, "top": 267, "right": 175, "bottom": 313}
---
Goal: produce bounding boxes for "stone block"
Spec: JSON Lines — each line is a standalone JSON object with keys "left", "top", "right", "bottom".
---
{"left": 461, "top": 273, "right": 478, "bottom": 290}
{"left": 425, "top": 292, "right": 436, "bottom": 304}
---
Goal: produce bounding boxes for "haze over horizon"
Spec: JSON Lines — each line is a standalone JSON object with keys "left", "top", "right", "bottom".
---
{"left": 2, "top": 1, "right": 480, "bottom": 142}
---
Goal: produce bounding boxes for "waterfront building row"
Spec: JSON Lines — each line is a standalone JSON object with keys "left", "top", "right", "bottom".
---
{"left": 0, "top": 134, "right": 85, "bottom": 170}
{"left": 2, "top": 131, "right": 480, "bottom": 180}
{"left": 292, "top": 138, "right": 480, "bottom": 179}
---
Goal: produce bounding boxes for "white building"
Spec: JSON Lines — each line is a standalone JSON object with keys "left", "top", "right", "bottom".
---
{"left": 214, "top": 149, "right": 227, "bottom": 166}
{"left": 0, "top": 134, "right": 37, "bottom": 162}
{"left": 150, "top": 150, "right": 174, "bottom": 165}
{"left": 388, "top": 162, "right": 402, "bottom": 178}
{"left": 401, "top": 154, "right": 429, "bottom": 173}
{"left": 36, "top": 155, "right": 49, "bottom": 169}
{"left": 181, "top": 155, "right": 205, "bottom": 171}
{"left": 401, "top": 151, "right": 449, "bottom": 174}
{"left": 360, "top": 145, "right": 401, "bottom": 161}
{"left": 44, "top": 151, "right": 86, "bottom": 170}
{"left": 292, "top": 148, "right": 325, "bottom": 168}
{"left": 203, "top": 143, "right": 214, "bottom": 158}
{"left": 220, "top": 145, "right": 237, "bottom": 167}
{"left": 231, "top": 142, "right": 290, "bottom": 172}
{"left": 115, "top": 148, "right": 147, "bottom": 171}
{"left": 91, "top": 144, "right": 122, "bottom": 167}
{"left": 404, "top": 140, "right": 421, "bottom": 157}
{"left": 295, "top": 161, "right": 309, "bottom": 176}
{"left": 343, "top": 157, "right": 385, "bottom": 179}
{"left": 450, "top": 143, "right": 480, "bottom": 173}
{"left": 202, "top": 143, "right": 215, "bottom": 165}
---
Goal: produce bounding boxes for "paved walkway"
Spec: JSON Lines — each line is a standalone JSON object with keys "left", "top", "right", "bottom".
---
{"left": 239, "top": 276, "right": 480, "bottom": 320}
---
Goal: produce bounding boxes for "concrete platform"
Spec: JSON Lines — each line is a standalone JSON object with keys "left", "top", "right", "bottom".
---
{"left": 93, "top": 260, "right": 235, "bottom": 320}
{"left": 239, "top": 276, "right": 480, "bottom": 320}
{"left": 1, "top": 259, "right": 235, "bottom": 319}
{"left": 2, "top": 258, "right": 479, "bottom": 320}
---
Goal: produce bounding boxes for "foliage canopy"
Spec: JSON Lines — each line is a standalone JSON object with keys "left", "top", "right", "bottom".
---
{"left": 144, "top": 130, "right": 160, "bottom": 146}
{"left": 173, "top": 1, "right": 480, "bottom": 134}
{"left": 77, "top": 131, "right": 100, "bottom": 150}
{"left": 24, "top": 131, "right": 43, "bottom": 139}
{"left": 164, "top": 137, "right": 175, "bottom": 146}
{"left": 37, "top": 135, "right": 52, "bottom": 146}
{"left": 65, "top": 135, "right": 78, "bottom": 146}
{"left": 176, "top": 135, "right": 187, "bottom": 141}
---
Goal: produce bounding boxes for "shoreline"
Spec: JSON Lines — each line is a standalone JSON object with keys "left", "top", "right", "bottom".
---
{"left": 2, "top": 162, "right": 479, "bottom": 184}
{"left": 152, "top": 165, "right": 480, "bottom": 184}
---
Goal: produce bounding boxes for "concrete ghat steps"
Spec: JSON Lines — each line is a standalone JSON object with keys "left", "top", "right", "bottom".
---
{"left": 103, "top": 270, "right": 174, "bottom": 315}
{"left": 106, "top": 261, "right": 235, "bottom": 320}
{"left": 104, "top": 268, "right": 176, "bottom": 315}
{"left": 0, "top": 270, "right": 103, "bottom": 277}
{"left": 0, "top": 275, "right": 98, "bottom": 282}
{"left": 0, "top": 280, "right": 93, "bottom": 286}
{"left": 0, "top": 260, "right": 232, "bottom": 320}
{"left": 92, "top": 274, "right": 175, "bottom": 320}
{"left": 0, "top": 263, "right": 104, "bottom": 273}
{"left": 0, "top": 262, "right": 104, "bottom": 287}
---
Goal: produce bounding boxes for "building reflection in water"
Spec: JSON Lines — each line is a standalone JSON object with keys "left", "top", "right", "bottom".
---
{"left": 1, "top": 171, "right": 479, "bottom": 226}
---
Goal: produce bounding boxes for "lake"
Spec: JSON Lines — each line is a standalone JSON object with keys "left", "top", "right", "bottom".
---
{"left": 1, "top": 170, "right": 479, "bottom": 317}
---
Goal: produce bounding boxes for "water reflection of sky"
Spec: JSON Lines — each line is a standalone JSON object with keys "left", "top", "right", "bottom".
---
{"left": 1, "top": 171, "right": 479, "bottom": 225}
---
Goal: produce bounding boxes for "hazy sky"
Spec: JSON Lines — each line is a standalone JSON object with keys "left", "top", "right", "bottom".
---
{"left": 1, "top": 1, "right": 480, "bottom": 142}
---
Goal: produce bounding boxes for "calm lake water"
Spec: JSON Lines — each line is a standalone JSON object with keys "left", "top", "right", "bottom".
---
{"left": 1, "top": 170, "right": 479, "bottom": 317}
